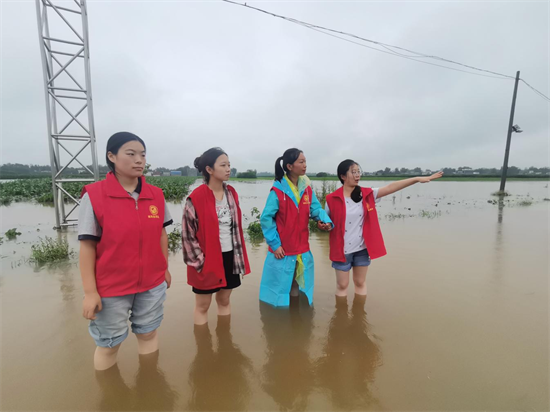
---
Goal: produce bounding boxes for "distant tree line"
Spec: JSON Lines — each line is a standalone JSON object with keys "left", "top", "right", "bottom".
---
{"left": 1, "top": 163, "right": 548, "bottom": 179}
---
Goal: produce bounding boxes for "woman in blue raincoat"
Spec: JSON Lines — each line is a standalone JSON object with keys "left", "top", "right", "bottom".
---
{"left": 259, "top": 148, "right": 333, "bottom": 307}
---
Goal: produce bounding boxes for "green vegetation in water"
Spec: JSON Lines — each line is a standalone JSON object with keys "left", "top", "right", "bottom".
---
{"left": 0, "top": 176, "right": 194, "bottom": 205}
{"left": 309, "top": 180, "right": 338, "bottom": 233}
{"left": 5, "top": 228, "right": 22, "bottom": 240}
{"left": 246, "top": 176, "right": 549, "bottom": 182}
{"left": 314, "top": 180, "right": 338, "bottom": 208}
{"left": 419, "top": 210, "right": 442, "bottom": 218}
{"left": 385, "top": 213, "right": 408, "bottom": 221}
{"left": 247, "top": 207, "right": 264, "bottom": 244}
{"left": 0, "top": 236, "right": 3, "bottom": 245}
{"left": 167, "top": 225, "right": 182, "bottom": 252}
{"left": 309, "top": 219, "right": 320, "bottom": 233}
{"left": 492, "top": 190, "right": 511, "bottom": 197}
{"left": 31, "top": 237, "right": 73, "bottom": 264}
{"left": 0, "top": 179, "right": 83, "bottom": 205}
{"left": 517, "top": 200, "right": 533, "bottom": 206}
{"left": 146, "top": 176, "right": 195, "bottom": 201}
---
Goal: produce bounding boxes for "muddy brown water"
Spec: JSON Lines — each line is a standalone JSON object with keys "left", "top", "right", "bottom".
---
{"left": 1, "top": 180, "right": 548, "bottom": 411}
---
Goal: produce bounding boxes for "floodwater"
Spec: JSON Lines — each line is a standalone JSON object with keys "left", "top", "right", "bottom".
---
{"left": 1, "top": 180, "right": 548, "bottom": 411}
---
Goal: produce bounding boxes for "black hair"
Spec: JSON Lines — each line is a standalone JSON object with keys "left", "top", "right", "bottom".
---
{"left": 194, "top": 147, "right": 227, "bottom": 183}
{"left": 106, "top": 132, "right": 146, "bottom": 173}
{"left": 274, "top": 148, "right": 303, "bottom": 182}
{"left": 337, "top": 159, "right": 362, "bottom": 203}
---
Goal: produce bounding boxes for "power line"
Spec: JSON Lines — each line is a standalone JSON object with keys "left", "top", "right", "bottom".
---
{"left": 300, "top": 23, "right": 513, "bottom": 80}
{"left": 520, "top": 79, "right": 550, "bottom": 102}
{"left": 222, "top": 0, "right": 550, "bottom": 101}
{"left": 222, "top": 0, "right": 516, "bottom": 79}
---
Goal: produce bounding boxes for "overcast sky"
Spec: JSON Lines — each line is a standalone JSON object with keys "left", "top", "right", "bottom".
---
{"left": 1, "top": 0, "right": 548, "bottom": 173}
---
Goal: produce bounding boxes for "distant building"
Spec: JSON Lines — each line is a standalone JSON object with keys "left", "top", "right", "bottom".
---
{"left": 170, "top": 171, "right": 182, "bottom": 176}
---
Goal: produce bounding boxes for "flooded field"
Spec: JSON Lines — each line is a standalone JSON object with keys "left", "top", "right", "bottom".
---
{"left": 1, "top": 180, "right": 548, "bottom": 411}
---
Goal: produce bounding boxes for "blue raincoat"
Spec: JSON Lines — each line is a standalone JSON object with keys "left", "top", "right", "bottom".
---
{"left": 259, "top": 177, "right": 332, "bottom": 307}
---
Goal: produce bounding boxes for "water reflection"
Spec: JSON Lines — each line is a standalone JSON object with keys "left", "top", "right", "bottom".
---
{"left": 315, "top": 295, "right": 382, "bottom": 410}
{"left": 96, "top": 365, "right": 133, "bottom": 411}
{"left": 260, "top": 295, "right": 315, "bottom": 411}
{"left": 493, "top": 199, "right": 505, "bottom": 283}
{"left": 187, "top": 316, "right": 253, "bottom": 411}
{"left": 96, "top": 352, "right": 177, "bottom": 411}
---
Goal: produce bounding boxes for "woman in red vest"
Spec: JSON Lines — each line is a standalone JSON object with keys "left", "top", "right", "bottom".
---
{"left": 325, "top": 159, "right": 443, "bottom": 297}
{"left": 182, "top": 147, "right": 251, "bottom": 325}
{"left": 79, "top": 132, "right": 173, "bottom": 370}
{"left": 259, "top": 148, "right": 333, "bottom": 307}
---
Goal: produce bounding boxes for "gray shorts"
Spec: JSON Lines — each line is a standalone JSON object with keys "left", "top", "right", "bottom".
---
{"left": 89, "top": 281, "right": 167, "bottom": 348}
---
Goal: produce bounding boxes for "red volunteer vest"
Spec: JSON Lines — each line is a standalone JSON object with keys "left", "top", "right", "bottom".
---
{"left": 326, "top": 186, "right": 386, "bottom": 262}
{"left": 268, "top": 185, "right": 313, "bottom": 256}
{"left": 81, "top": 172, "right": 167, "bottom": 297}
{"left": 186, "top": 184, "right": 251, "bottom": 290}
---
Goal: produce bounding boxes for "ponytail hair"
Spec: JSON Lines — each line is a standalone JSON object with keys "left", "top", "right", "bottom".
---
{"left": 194, "top": 147, "right": 227, "bottom": 183}
{"left": 274, "top": 148, "right": 303, "bottom": 182}
{"left": 337, "top": 159, "right": 362, "bottom": 203}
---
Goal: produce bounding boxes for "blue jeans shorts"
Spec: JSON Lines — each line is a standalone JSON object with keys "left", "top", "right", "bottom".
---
{"left": 331, "top": 248, "right": 371, "bottom": 272}
{"left": 89, "top": 281, "right": 167, "bottom": 348}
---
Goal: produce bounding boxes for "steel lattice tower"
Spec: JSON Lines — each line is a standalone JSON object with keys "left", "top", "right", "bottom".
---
{"left": 35, "top": 0, "right": 99, "bottom": 229}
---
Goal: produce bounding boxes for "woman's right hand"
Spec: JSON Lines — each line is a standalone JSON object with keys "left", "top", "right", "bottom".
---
{"left": 83, "top": 292, "right": 102, "bottom": 320}
{"left": 274, "top": 247, "right": 286, "bottom": 259}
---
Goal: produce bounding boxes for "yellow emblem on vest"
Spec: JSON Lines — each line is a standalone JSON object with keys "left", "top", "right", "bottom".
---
{"left": 302, "top": 194, "right": 311, "bottom": 205}
{"left": 148, "top": 205, "right": 160, "bottom": 219}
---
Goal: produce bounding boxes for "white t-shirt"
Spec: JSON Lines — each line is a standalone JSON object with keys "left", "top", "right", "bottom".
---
{"left": 216, "top": 194, "right": 233, "bottom": 252}
{"left": 325, "top": 188, "right": 380, "bottom": 255}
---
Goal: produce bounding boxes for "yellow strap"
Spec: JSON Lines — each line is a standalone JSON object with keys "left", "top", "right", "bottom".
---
{"left": 284, "top": 175, "right": 306, "bottom": 289}
{"left": 284, "top": 175, "right": 301, "bottom": 204}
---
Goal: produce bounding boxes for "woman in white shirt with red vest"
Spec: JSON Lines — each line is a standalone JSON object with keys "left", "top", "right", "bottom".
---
{"left": 182, "top": 148, "right": 251, "bottom": 325}
{"left": 325, "top": 159, "right": 443, "bottom": 297}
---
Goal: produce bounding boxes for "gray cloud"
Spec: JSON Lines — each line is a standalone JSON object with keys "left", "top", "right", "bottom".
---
{"left": 1, "top": 1, "right": 548, "bottom": 173}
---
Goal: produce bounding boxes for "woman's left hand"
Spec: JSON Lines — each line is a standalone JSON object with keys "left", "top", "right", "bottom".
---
{"left": 418, "top": 171, "right": 444, "bottom": 183}
{"left": 165, "top": 269, "right": 172, "bottom": 288}
{"left": 317, "top": 222, "right": 332, "bottom": 231}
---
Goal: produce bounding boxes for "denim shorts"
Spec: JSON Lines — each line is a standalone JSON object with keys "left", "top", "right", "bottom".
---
{"left": 331, "top": 248, "right": 371, "bottom": 272}
{"left": 89, "top": 281, "right": 167, "bottom": 348}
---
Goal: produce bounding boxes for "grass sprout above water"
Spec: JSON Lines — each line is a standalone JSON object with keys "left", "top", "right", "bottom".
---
{"left": 167, "top": 225, "right": 182, "bottom": 252}
{"left": 247, "top": 207, "right": 264, "bottom": 244}
{"left": 31, "top": 237, "right": 73, "bottom": 264}
{"left": 419, "top": 210, "right": 442, "bottom": 218}
{"left": 5, "top": 228, "right": 21, "bottom": 240}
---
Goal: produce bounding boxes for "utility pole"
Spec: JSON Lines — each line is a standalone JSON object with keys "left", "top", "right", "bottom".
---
{"left": 499, "top": 71, "right": 520, "bottom": 193}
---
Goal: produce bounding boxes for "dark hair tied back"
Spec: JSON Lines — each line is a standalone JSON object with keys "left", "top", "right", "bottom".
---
{"left": 274, "top": 148, "right": 303, "bottom": 182}
{"left": 194, "top": 147, "right": 227, "bottom": 183}
{"left": 337, "top": 159, "right": 362, "bottom": 203}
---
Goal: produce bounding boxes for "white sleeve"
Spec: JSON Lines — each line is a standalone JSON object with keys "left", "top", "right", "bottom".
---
{"left": 372, "top": 188, "right": 381, "bottom": 203}
{"left": 324, "top": 202, "right": 330, "bottom": 216}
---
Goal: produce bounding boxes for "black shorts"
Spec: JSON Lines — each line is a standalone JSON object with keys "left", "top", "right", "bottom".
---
{"left": 192, "top": 251, "right": 242, "bottom": 294}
